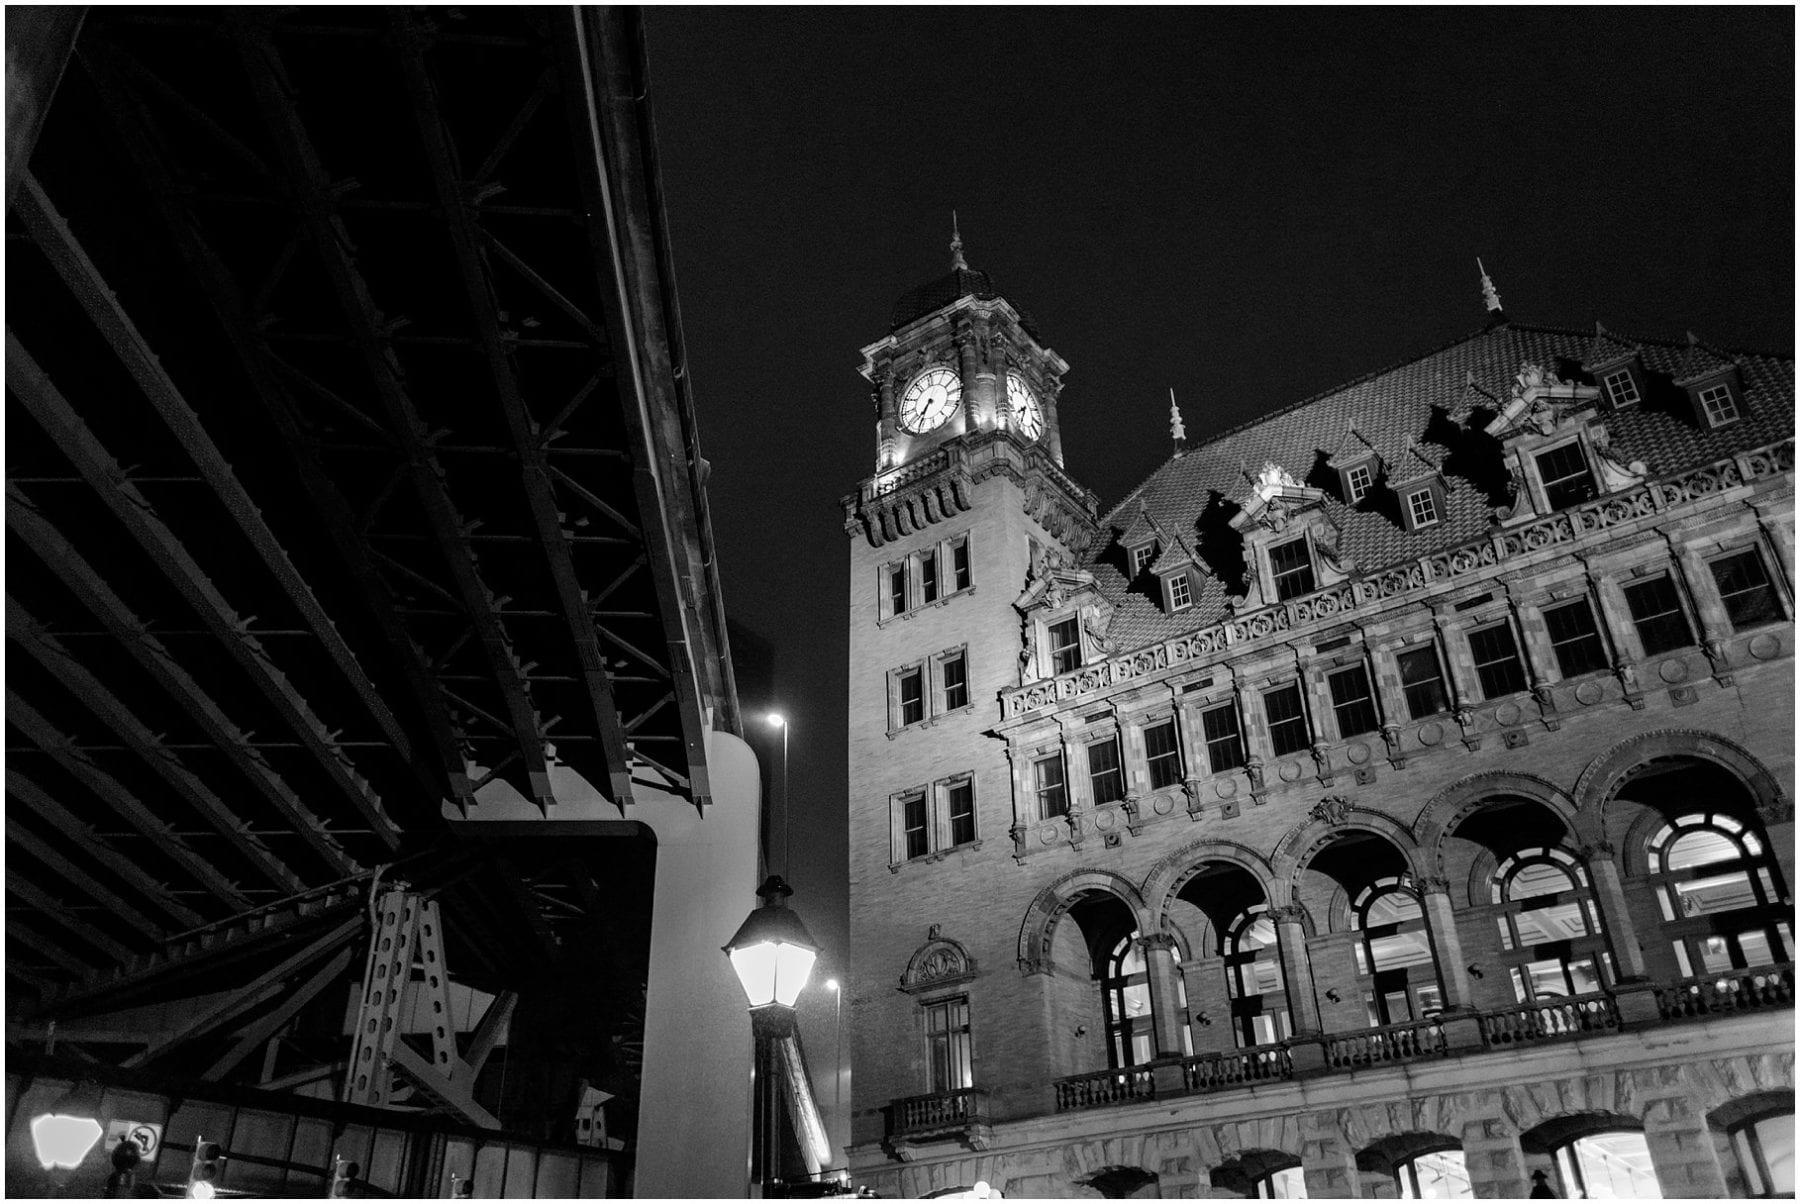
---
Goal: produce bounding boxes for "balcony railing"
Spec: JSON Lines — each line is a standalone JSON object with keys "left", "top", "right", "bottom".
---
{"left": 1325, "top": 1018, "right": 1448, "bottom": 1068}
{"left": 1043, "top": 967, "right": 1792, "bottom": 1114}
{"left": 889, "top": 1086, "right": 990, "bottom": 1139}
{"left": 1052, "top": 1065, "right": 1156, "bottom": 1112}
{"left": 1182, "top": 1043, "right": 1291, "bottom": 1091}
{"left": 1655, "top": 964, "right": 1795, "bottom": 1020}
{"left": 1479, "top": 993, "right": 1619, "bottom": 1045}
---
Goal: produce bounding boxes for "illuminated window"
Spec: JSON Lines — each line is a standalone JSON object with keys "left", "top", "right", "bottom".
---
{"left": 1491, "top": 848, "right": 1609, "bottom": 1002}
{"left": 1352, "top": 880, "right": 1442, "bottom": 1025}
{"left": 1732, "top": 1111, "right": 1796, "bottom": 1197}
{"left": 1394, "top": 1149, "right": 1472, "bottom": 1200}
{"left": 1224, "top": 907, "right": 1290, "bottom": 1050}
{"left": 1648, "top": 811, "right": 1790, "bottom": 976}
{"left": 1102, "top": 932, "right": 1180, "bottom": 1068}
{"left": 923, "top": 996, "right": 972, "bottom": 1092}
{"left": 1551, "top": 1131, "right": 1660, "bottom": 1200}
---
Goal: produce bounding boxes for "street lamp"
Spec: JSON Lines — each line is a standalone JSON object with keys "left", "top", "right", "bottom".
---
{"left": 30, "top": 1079, "right": 105, "bottom": 1195}
{"left": 725, "top": 875, "right": 820, "bottom": 1194}
{"left": 824, "top": 979, "right": 843, "bottom": 1158}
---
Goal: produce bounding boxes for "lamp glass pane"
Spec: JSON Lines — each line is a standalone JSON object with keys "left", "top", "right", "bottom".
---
{"left": 31, "top": 1114, "right": 104, "bottom": 1169}
{"left": 730, "top": 942, "right": 780, "bottom": 1007}
{"left": 773, "top": 943, "right": 817, "bottom": 1006}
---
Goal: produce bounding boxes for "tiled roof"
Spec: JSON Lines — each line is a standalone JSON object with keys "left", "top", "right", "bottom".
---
{"left": 889, "top": 266, "right": 1045, "bottom": 341}
{"left": 1087, "top": 322, "right": 1795, "bottom": 654}
{"left": 1675, "top": 333, "right": 1739, "bottom": 384}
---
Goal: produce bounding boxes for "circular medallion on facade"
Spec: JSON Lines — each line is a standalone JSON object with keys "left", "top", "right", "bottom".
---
{"left": 1346, "top": 742, "right": 1372, "bottom": 765}
{"left": 1658, "top": 659, "right": 1690, "bottom": 683}
{"left": 1574, "top": 680, "right": 1605, "bottom": 706}
{"left": 1277, "top": 760, "right": 1303, "bottom": 783}
{"left": 1418, "top": 722, "right": 1444, "bottom": 746}
{"left": 1094, "top": 808, "right": 1115, "bottom": 831}
{"left": 1214, "top": 777, "right": 1239, "bottom": 800}
{"left": 1038, "top": 823, "right": 1060, "bottom": 845}
{"left": 1750, "top": 633, "right": 1782, "bottom": 660}
{"left": 1152, "top": 793, "right": 1176, "bottom": 816}
{"left": 1495, "top": 702, "right": 1522, "bottom": 727}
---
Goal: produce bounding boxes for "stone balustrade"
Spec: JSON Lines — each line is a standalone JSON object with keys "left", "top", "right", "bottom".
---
{"left": 1051, "top": 1065, "right": 1156, "bottom": 1112}
{"left": 889, "top": 1086, "right": 990, "bottom": 1138}
{"left": 1654, "top": 963, "right": 1794, "bottom": 1020}
{"left": 1323, "top": 1018, "right": 1448, "bottom": 1069}
{"left": 1478, "top": 993, "right": 1619, "bottom": 1045}
{"left": 1180, "top": 1042, "right": 1291, "bottom": 1091}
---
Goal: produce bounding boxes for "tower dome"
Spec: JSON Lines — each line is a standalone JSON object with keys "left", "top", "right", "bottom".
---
{"left": 888, "top": 219, "right": 1043, "bottom": 340}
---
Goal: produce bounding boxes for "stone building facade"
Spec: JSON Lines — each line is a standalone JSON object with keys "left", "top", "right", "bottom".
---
{"left": 841, "top": 247, "right": 1794, "bottom": 1199}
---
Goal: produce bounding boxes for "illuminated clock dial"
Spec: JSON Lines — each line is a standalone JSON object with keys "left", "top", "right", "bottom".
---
{"left": 1007, "top": 372, "right": 1044, "bottom": 440}
{"left": 898, "top": 366, "right": 963, "bottom": 434}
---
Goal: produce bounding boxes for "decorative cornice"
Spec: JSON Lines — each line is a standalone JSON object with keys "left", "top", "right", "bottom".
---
{"left": 1000, "top": 438, "right": 1792, "bottom": 719}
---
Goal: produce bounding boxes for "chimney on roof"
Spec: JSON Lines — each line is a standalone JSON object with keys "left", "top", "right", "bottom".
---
{"left": 1477, "top": 258, "right": 1505, "bottom": 316}
{"left": 1169, "top": 388, "right": 1187, "bottom": 455}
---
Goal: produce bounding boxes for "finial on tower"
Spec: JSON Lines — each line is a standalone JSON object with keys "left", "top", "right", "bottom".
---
{"left": 1168, "top": 388, "right": 1187, "bottom": 450}
{"left": 1478, "top": 258, "right": 1504, "bottom": 314}
{"left": 950, "top": 211, "right": 968, "bottom": 270}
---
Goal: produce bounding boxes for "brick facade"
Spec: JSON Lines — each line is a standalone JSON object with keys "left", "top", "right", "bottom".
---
{"left": 844, "top": 276, "right": 1794, "bottom": 1198}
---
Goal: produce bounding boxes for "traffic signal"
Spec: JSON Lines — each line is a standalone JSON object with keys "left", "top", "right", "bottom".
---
{"left": 186, "top": 1139, "right": 223, "bottom": 1199}
{"left": 330, "top": 1155, "right": 360, "bottom": 1198}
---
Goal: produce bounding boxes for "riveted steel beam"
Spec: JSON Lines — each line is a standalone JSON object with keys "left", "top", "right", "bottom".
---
{"left": 227, "top": 12, "right": 555, "bottom": 808}
{"left": 6, "top": 333, "right": 401, "bottom": 849}
{"left": 6, "top": 771, "right": 204, "bottom": 928}
{"left": 8, "top": 491, "right": 357, "bottom": 877}
{"left": 395, "top": 11, "right": 635, "bottom": 807}
{"left": 77, "top": 43, "right": 473, "bottom": 813}
{"left": 7, "top": 694, "right": 252, "bottom": 910}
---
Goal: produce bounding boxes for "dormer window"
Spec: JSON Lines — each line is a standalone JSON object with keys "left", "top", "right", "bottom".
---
{"left": 1600, "top": 366, "right": 1641, "bottom": 409}
{"left": 1343, "top": 462, "right": 1374, "bottom": 504}
{"left": 1405, "top": 487, "right": 1439, "bottom": 528}
{"left": 1534, "top": 442, "right": 1596, "bottom": 511}
{"left": 1130, "top": 542, "right": 1158, "bottom": 576}
{"left": 1047, "top": 616, "right": 1082, "bottom": 674}
{"left": 1268, "top": 538, "right": 1315, "bottom": 601}
{"left": 1696, "top": 381, "right": 1740, "bottom": 427}
{"left": 1167, "top": 574, "right": 1194, "bottom": 611}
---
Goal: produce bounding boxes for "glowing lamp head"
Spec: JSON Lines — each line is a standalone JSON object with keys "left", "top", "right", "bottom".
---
{"left": 30, "top": 1113, "right": 104, "bottom": 1170}
{"left": 766, "top": 712, "right": 787, "bottom": 729}
{"left": 825, "top": 978, "right": 840, "bottom": 992}
{"left": 724, "top": 875, "right": 819, "bottom": 1008}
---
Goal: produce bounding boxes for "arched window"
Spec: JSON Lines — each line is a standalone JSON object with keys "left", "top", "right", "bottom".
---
{"left": 1351, "top": 879, "right": 1442, "bottom": 1025}
{"left": 1102, "top": 933, "right": 1185, "bottom": 1067}
{"left": 1223, "top": 906, "right": 1290, "bottom": 1048}
{"left": 1394, "top": 1149, "right": 1471, "bottom": 1199}
{"left": 1551, "top": 1131, "right": 1660, "bottom": 1199}
{"left": 1647, "top": 811, "right": 1791, "bottom": 975}
{"left": 1491, "top": 847, "right": 1612, "bottom": 1001}
{"left": 1254, "top": 1166, "right": 1306, "bottom": 1199}
{"left": 1730, "top": 1110, "right": 1795, "bottom": 1198}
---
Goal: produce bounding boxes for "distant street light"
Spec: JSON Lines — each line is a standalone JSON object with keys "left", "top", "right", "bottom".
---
{"left": 765, "top": 712, "right": 790, "bottom": 874}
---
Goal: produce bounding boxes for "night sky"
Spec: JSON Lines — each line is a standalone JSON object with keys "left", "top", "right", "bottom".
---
{"left": 643, "top": 6, "right": 1791, "bottom": 1155}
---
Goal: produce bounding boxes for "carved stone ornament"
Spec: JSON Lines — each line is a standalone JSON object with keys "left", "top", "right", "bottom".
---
{"left": 1230, "top": 462, "right": 1329, "bottom": 537}
{"left": 1310, "top": 795, "right": 1352, "bottom": 827}
{"left": 1484, "top": 362, "right": 1602, "bottom": 440}
{"left": 900, "top": 933, "right": 976, "bottom": 993}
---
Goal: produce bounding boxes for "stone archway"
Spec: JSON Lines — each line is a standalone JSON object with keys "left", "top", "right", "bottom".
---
{"left": 1411, "top": 771, "right": 1584, "bottom": 875}
{"left": 1016, "top": 868, "right": 1152, "bottom": 976}
{"left": 1140, "top": 838, "right": 1278, "bottom": 928}
{"left": 1576, "top": 728, "right": 1790, "bottom": 830}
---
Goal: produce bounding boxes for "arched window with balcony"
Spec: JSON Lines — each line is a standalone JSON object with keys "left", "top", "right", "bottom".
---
{"left": 1491, "top": 847, "right": 1612, "bottom": 1001}
{"left": 1100, "top": 931, "right": 1189, "bottom": 1067}
{"left": 1351, "top": 878, "right": 1442, "bottom": 1025}
{"left": 1224, "top": 906, "right": 1291, "bottom": 1048}
{"left": 1646, "top": 810, "right": 1791, "bottom": 976}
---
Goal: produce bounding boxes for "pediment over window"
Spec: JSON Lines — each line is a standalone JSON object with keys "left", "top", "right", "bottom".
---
{"left": 1017, "top": 548, "right": 1110, "bottom": 622}
{"left": 1228, "top": 462, "right": 1329, "bottom": 537}
{"left": 899, "top": 932, "right": 976, "bottom": 993}
{"left": 1482, "top": 363, "right": 1602, "bottom": 440}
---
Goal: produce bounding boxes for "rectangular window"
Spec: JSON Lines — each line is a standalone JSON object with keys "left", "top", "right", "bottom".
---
{"left": 923, "top": 996, "right": 972, "bottom": 1093}
{"left": 1202, "top": 703, "right": 1247, "bottom": 772}
{"left": 921, "top": 551, "right": 939, "bottom": 604}
{"left": 902, "top": 792, "right": 929, "bottom": 860}
{"left": 1602, "top": 368, "right": 1640, "bottom": 408}
{"left": 946, "top": 779, "right": 976, "bottom": 847}
{"left": 1698, "top": 382, "right": 1739, "bottom": 426}
{"left": 1268, "top": 538, "right": 1316, "bottom": 601}
{"left": 899, "top": 667, "right": 925, "bottom": 726}
{"left": 1034, "top": 753, "right": 1068, "bottom": 819}
{"left": 1144, "top": 720, "right": 1183, "bottom": 789}
{"left": 1327, "top": 664, "right": 1379, "bottom": 737}
{"left": 1345, "top": 462, "right": 1372, "bottom": 504}
{"left": 1710, "top": 550, "right": 1782, "bottom": 631}
{"left": 1535, "top": 442, "right": 1596, "bottom": 511}
{"left": 1088, "top": 736, "right": 1125, "bottom": 806}
{"left": 1543, "top": 600, "right": 1609, "bottom": 678}
{"left": 952, "top": 538, "right": 971, "bottom": 590}
{"left": 889, "top": 564, "right": 909, "bottom": 616}
{"left": 941, "top": 651, "right": 969, "bottom": 711}
{"left": 1048, "top": 617, "right": 1082, "bottom": 675}
{"left": 1396, "top": 646, "right": 1449, "bottom": 718}
{"left": 1263, "top": 684, "right": 1311, "bottom": 756}
{"left": 1131, "top": 544, "right": 1156, "bottom": 575}
{"left": 1406, "top": 488, "right": 1439, "bottom": 527}
{"left": 1468, "top": 623, "right": 1528, "bottom": 699}
{"left": 1623, "top": 574, "right": 1695, "bottom": 655}
{"left": 1168, "top": 574, "right": 1193, "bottom": 610}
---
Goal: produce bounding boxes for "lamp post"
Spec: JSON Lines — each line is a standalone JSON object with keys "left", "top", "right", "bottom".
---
{"left": 824, "top": 978, "right": 843, "bottom": 1160}
{"left": 765, "top": 712, "right": 789, "bottom": 873}
{"left": 725, "top": 875, "right": 820, "bottom": 1196}
{"left": 30, "top": 1079, "right": 105, "bottom": 1196}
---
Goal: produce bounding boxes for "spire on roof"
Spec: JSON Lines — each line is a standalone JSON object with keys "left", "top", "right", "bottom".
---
{"left": 950, "top": 211, "right": 967, "bottom": 270}
{"left": 1168, "top": 388, "right": 1187, "bottom": 449}
{"left": 1477, "top": 258, "right": 1504, "bottom": 314}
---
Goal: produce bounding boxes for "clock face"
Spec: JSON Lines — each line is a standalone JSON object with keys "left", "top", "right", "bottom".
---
{"left": 899, "top": 367, "right": 962, "bottom": 434}
{"left": 1008, "top": 372, "right": 1044, "bottom": 440}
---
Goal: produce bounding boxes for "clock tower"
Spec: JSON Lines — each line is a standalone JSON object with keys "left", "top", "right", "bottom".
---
{"left": 840, "top": 229, "right": 1097, "bottom": 1150}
